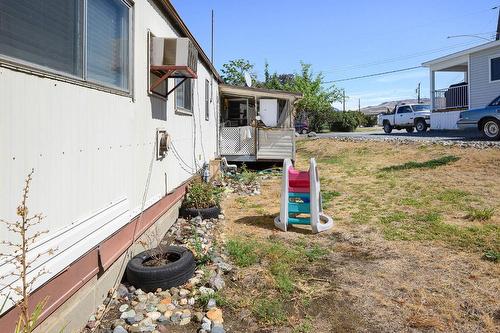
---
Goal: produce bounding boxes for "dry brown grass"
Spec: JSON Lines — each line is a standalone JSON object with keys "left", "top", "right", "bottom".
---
{"left": 219, "top": 139, "right": 500, "bottom": 333}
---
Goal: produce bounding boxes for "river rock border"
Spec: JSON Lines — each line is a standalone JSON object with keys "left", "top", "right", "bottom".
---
{"left": 84, "top": 214, "right": 231, "bottom": 333}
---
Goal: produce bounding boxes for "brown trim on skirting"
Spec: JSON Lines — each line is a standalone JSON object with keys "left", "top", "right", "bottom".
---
{"left": 0, "top": 182, "right": 188, "bottom": 331}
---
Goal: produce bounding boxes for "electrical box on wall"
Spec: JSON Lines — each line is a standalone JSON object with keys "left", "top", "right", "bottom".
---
{"left": 156, "top": 129, "right": 171, "bottom": 159}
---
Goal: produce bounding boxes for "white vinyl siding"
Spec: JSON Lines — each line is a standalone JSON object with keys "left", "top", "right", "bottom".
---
{"left": 0, "top": 0, "right": 131, "bottom": 92}
{"left": 469, "top": 46, "right": 500, "bottom": 109}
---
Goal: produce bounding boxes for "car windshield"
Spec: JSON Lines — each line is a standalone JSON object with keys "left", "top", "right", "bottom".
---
{"left": 412, "top": 104, "right": 430, "bottom": 111}
{"left": 489, "top": 95, "right": 500, "bottom": 106}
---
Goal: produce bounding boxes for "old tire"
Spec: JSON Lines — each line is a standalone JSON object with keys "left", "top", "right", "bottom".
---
{"left": 415, "top": 119, "right": 428, "bottom": 133}
{"left": 406, "top": 127, "right": 414, "bottom": 133}
{"left": 482, "top": 119, "right": 500, "bottom": 140}
{"left": 180, "top": 205, "right": 220, "bottom": 219}
{"left": 383, "top": 122, "right": 393, "bottom": 134}
{"left": 126, "top": 246, "right": 196, "bottom": 292}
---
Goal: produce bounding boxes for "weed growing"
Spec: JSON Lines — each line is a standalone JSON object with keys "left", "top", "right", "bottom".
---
{"left": 380, "top": 155, "right": 460, "bottom": 172}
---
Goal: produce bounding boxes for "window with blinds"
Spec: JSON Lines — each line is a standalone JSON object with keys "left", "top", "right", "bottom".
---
{"left": 175, "top": 78, "right": 193, "bottom": 113}
{"left": 0, "top": 0, "right": 82, "bottom": 76}
{"left": 87, "top": 0, "right": 129, "bottom": 90}
{"left": 0, "top": 0, "right": 131, "bottom": 92}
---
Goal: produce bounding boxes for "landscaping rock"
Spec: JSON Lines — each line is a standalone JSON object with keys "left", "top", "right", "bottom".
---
{"left": 113, "top": 326, "right": 127, "bottom": 333}
{"left": 206, "top": 308, "right": 223, "bottom": 324}
{"left": 146, "top": 311, "right": 162, "bottom": 321}
{"left": 118, "top": 304, "right": 129, "bottom": 312}
{"left": 211, "top": 323, "right": 225, "bottom": 333}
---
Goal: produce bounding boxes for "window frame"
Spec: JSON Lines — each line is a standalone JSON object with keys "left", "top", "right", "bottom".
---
{"left": 174, "top": 78, "right": 194, "bottom": 115}
{"left": 205, "top": 79, "right": 210, "bottom": 121}
{"left": 0, "top": 0, "right": 134, "bottom": 96}
{"left": 489, "top": 54, "right": 500, "bottom": 83}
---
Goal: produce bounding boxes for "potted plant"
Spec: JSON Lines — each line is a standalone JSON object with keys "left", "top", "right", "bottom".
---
{"left": 180, "top": 180, "right": 223, "bottom": 219}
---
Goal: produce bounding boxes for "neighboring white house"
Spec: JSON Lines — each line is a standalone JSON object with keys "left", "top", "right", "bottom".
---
{"left": 0, "top": 1, "right": 221, "bottom": 331}
{"left": 422, "top": 39, "right": 500, "bottom": 130}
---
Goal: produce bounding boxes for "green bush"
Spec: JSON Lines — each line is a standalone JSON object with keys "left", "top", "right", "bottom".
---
{"left": 329, "top": 111, "right": 360, "bottom": 132}
{"left": 362, "top": 114, "right": 378, "bottom": 127}
{"left": 183, "top": 180, "right": 223, "bottom": 209}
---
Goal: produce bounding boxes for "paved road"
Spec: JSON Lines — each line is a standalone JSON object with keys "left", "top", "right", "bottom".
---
{"left": 315, "top": 128, "right": 489, "bottom": 142}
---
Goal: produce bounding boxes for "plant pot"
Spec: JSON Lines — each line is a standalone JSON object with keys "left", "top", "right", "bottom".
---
{"left": 126, "top": 246, "right": 195, "bottom": 292}
{"left": 179, "top": 205, "right": 221, "bottom": 220}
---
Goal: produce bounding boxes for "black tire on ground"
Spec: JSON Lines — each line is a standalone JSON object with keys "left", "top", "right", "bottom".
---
{"left": 383, "top": 122, "right": 393, "bottom": 134}
{"left": 180, "top": 205, "right": 221, "bottom": 219}
{"left": 406, "top": 127, "right": 415, "bottom": 133}
{"left": 415, "top": 119, "right": 428, "bottom": 133}
{"left": 481, "top": 118, "right": 500, "bottom": 140}
{"left": 126, "top": 246, "right": 196, "bottom": 292}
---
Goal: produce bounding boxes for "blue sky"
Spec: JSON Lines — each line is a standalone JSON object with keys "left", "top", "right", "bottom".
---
{"left": 171, "top": 0, "right": 499, "bottom": 109}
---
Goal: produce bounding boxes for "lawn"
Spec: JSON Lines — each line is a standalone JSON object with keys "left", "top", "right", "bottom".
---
{"left": 217, "top": 139, "right": 499, "bottom": 333}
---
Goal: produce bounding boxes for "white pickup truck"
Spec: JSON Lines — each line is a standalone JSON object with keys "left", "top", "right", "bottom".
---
{"left": 377, "top": 104, "right": 431, "bottom": 134}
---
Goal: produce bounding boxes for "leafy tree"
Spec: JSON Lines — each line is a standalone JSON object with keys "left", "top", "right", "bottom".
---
{"left": 220, "top": 59, "right": 257, "bottom": 86}
{"left": 284, "top": 63, "right": 343, "bottom": 132}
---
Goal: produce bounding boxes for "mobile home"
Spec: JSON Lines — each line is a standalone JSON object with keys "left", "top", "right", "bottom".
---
{"left": 0, "top": 0, "right": 221, "bottom": 331}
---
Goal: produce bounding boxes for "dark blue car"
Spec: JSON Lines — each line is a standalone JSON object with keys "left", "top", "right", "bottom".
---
{"left": 457, "top": 95, "right": 500, "bottom": 140}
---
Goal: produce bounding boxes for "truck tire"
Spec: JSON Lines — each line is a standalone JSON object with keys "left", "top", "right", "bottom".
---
{"left": 481, "top": 118, "right": 500, "bottom": 140}
{"left": 383, "top": 122, "right": 393, "bottom": 134}
{"left": 126, "top": 246, "right": 196, "bottom": 292}
{"left": 415, "top": 119, "right": 428, "bottom": 133}
{"left": 406, "top": 127, "right": 414, "bottom": 133}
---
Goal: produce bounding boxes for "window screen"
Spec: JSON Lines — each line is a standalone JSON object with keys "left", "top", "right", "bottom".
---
{"left": 0, "top": 0, "right": 82, "bottom": 76}
{"left": 87, "top": 0, "right": 129, "bottom": 90}
{"left": 491, "top": 56, "right": 500, "bottom": 82}
{"left": 175, "top": 78, "right": 193, "bottom": 112}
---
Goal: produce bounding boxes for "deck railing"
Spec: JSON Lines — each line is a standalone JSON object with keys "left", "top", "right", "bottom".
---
{"left": 432, "top": 84, "right": 468, "bottom": 111}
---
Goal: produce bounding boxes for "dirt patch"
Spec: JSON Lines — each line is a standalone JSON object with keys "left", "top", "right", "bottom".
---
{"left": 218, "top": 139, "right": 499, "bottom": 333}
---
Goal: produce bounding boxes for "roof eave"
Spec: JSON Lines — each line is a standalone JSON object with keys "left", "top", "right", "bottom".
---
{"left": 422, "top": 40, "right": 500, "bottom": 67}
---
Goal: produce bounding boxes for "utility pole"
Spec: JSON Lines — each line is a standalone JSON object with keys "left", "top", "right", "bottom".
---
{"left": 416, "top": 82, "right": 421, "bottom": 103}
{"left": 210, "top": 9, "right": 214, "bottom": 102}
{"left": 496, "top": 6, "right": 500, "bottom": 40}
{"left": 342, "top": 89, "right": 346, "bottom": 112}
{"left": 358, "top": 98, "right": 360, "bottom": 112}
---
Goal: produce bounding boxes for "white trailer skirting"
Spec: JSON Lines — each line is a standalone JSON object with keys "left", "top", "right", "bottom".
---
{"left": 430, "top": 111, "right": 461, "bottom": 130}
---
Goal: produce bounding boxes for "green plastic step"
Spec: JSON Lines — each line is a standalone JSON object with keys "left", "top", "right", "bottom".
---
{"left": 288, "top": 217, "right": 311, "bottom": 225}
{"left": 288, "top": 202, "right": 310, "bottom": 214}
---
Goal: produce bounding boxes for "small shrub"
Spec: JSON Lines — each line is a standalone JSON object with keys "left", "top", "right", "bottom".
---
{"left": 482, "top": 250, "right": 499, "bottom": 262}
{"left": 329, "top": 111, "right": 360, "bottom": 132}
{"left": 226, "top": 238, "right": 259, "bottom": 267}
{"left": 466, "top": 208, "right": 494, "bottom": 221}
{"left": 240, "top": 164, "right": 258, "bottom": 185}
{"left": 183, "top": 180, "right": 223, "bottom": 209}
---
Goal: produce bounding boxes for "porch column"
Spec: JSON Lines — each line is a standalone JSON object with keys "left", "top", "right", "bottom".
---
{"left": 429, "top": 69, "right": 435, "bottom": 111}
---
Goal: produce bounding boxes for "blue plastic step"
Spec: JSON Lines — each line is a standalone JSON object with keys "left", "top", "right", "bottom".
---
{"left": 289, "top": 192, "right": 310, "bottom": 202}
{"left": 288, "top": 216, "right": 311, "bottom": 225}
{"left": 288, "top": 202, "right": 310, "bottom": 214}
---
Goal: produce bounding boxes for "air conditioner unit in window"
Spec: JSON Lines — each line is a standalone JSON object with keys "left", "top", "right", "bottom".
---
{"left": 150, "top": 37, "right": 198, "bottom": 74}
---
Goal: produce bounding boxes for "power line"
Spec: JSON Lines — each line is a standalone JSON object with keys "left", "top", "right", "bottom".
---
{"left": 322, "top": 40, "right": 480, "bottom": 74}
{"left": 323, "top": 66, "right": 423, "bottom": 83}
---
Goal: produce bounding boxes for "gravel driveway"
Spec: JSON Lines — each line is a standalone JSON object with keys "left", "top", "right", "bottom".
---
{"left": 316, "top": 128, "right": 486, "bottom": 142}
